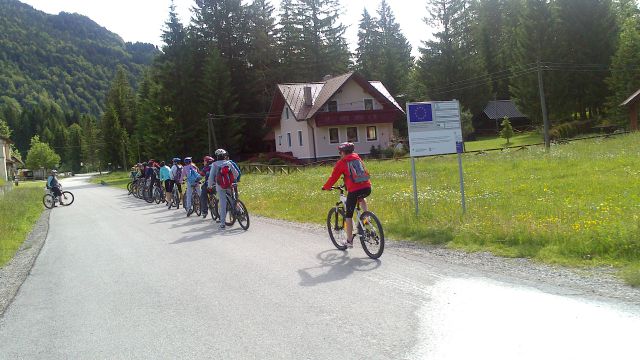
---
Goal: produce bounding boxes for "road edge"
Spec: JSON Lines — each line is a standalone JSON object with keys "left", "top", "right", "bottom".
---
{"left": 0, "top": 209, "right": 51, "bottom": 317}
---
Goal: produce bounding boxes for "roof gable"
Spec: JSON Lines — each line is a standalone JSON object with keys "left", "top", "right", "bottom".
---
{"left": 621, "top": 89, "right": 640, "bottom": 107}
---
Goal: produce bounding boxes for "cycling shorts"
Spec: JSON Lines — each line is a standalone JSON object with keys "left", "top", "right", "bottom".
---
{"left": 165, "top": 180, "right": 174, "bottom": 192}
{"left": 345, "top": 187, "right": 371, "bottom": 218}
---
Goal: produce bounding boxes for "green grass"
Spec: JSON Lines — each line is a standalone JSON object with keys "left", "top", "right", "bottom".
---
{"left": 465, "top": 132, "right": 543, "bottom": 151}
{"left": 89, "top": 171, "right": 132, "bottom": 190}
{"left": 0, "top": 181, "right": 46, "bottom": 267}
{"left": 620, "top": 265, "right": 640, "bottom": 288}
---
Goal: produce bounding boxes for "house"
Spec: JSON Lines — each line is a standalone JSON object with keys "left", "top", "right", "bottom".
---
{"left": 266, "top": 72, "right": 405, "bottom": 161}
{"left": 1, "top": 136, "right": 23, "bottom": 182}
{"left": 621, "top": 89, "right": 640, "bottom": 131}
{"left": 474, "top": 100, "right": 530, "bottom": 134}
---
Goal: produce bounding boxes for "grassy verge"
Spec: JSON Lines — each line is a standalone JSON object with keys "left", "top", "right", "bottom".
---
{"left": 465, "top": 132, "right": 542, "bottom": 151}
{"left": 89, "top": 172, "right": 131, "bottom": 190}
{"left": 0, "top": 181, "right": 46, "bottom": 267}
{"left": 239, "top": 134, "right": 640, "bottom": 285}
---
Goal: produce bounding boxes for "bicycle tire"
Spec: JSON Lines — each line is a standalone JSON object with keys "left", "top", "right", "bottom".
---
{"left": 60, "top": 191, "right": 74, "bottom": 206}
{"left": 224, "top": 198, "right": 236, "bottom": 226}
{"left": 209, "top": 195, "right": 220, "bottom": 221}
{"left": 193, "top": 194, "right": 202, "bottom": 217}
{"left": 127, "top": 182, "right": 133, "bottom": 195}
{"left": 154, "top": 188, "right": 162, "bottom": 204}
{"left": 327, "top": 207, "right": 347, "bottom": 251}
{"left": 144, "top": 186, "right": 154, "bottom": 203}
{"left": 359, "top": 211, "right": 384, "bottom": 259}
{"left": 43, "top": 194, "right": 55, "bottom": 209}
{"left": 172, "top": 189, "right": 180, "bottom": 209}
{"left": 235, "top": 200, "right": 250, "bottom": 230}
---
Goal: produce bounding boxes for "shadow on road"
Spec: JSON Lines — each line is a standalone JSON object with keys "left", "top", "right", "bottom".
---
{"left": 297, "top": 250, "right": 381, "bottom": 287}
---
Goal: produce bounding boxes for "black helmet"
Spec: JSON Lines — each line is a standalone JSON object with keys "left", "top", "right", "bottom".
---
{"left": 338, "top": 142, "right": 355, "bottom": 154}
{"left": 214, "top": 149, "right": 228, "bottom": 160}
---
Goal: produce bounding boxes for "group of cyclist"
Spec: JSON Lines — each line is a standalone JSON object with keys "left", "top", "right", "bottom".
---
{"left": 131, "top": 148, "right": 241, "bottom": 230}
{"left": 128, "top": 142, "right": 371, "bottom": 246}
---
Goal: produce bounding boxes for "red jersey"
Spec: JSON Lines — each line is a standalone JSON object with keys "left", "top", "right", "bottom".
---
{"left": 322, "top": 153, "right": 371, "bottom": 193}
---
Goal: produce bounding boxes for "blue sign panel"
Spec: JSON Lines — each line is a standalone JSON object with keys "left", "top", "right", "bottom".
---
{"left": 456, "top": 141, "right": 464, "bottom": 154}
{"left": 408, "top": 103, "right": 433, "bottom": 123}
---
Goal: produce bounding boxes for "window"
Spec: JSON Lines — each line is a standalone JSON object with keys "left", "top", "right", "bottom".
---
{"left": 364, "top": 98, "right": 374, "bottom": 111}
{"left": 286, "top": 107, "right": 289, "bottom": 119}
{"left": 329, "top": 128, "right": 339, "bottom": 144}
{"left": 328, "top": 100, "right": 338, "bottom": 112}
{"left": 347, "top": 127, "right": 359, "bottom": 143}
{"left": 366, "top": 126, "right": 377, "bottom": 141}
{"left": 287, "top": 133, "right": 292, "bottom": 147}
{"left": 298, "top": 130, "right": 303, "bottom": 146}
{"left": 278, "top": 135, "right": 282, "bottom": 146}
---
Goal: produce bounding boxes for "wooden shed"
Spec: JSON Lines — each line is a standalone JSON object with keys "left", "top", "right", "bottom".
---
{"left": 621, "top": 89, "right": 640, "bottom": 131}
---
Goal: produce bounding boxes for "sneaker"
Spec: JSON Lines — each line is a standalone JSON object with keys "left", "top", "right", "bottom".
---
{"left": 342, "top": 238, "right": 354, "bottom": 248}
{"left": 187, "top": 209, "right": 194, "bottom": 217}
{"left": 202, "top": 213, "right": 208, "bottom": 219}
{"left": 219, "top": 224, "right": 226, "bottom": 230}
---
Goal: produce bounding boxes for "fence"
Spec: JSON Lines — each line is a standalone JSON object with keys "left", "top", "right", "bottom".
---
{"left": 239, "top": 164, "right": 306, "bottom": 175}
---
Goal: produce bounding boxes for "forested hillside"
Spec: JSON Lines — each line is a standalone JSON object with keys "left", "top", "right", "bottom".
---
{"left": 0, "top": 0, "right": 157, "bottom": 155}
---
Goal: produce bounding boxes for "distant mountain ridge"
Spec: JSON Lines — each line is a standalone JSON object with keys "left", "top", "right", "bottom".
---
{"left": 0, "top": 0, "right": 158, "bottom": 116}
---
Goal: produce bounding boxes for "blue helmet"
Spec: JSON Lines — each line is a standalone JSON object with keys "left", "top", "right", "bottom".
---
{"left": 172, "top": 157, "right": 181, "bottom": 163}
{"left": 184, "top": 157, "right": 192, "bottom": 164}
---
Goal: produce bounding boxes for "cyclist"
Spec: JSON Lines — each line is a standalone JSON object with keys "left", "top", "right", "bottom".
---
{"left": 169, "top": 158, "right": 183, "bottom": 208}
{"left": 199, "top": 155, "right": 215, "bottom": 219}
{"left": 159, "top": 161, "right": 172, "bottom": 204}
{"left": 207, "top": 149, "right": 240, "bottom": 230}
{"left": 46, "top": 170, "right": 65, "bottom": 206}
{"left": 322, "top": 142, "right": 371, "bottom": 248}
{"left": 182, "top": 157, "right": 201, "bottom": 217}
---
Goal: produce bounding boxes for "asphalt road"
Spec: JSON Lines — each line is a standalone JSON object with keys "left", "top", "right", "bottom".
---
{"left": 1, "top": 175, "right": 639, "bottom": 359}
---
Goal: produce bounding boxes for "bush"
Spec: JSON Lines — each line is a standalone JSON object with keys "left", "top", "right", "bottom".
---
{"left": 549, "top": 120, "right": 595, "bottom": 140}
{"left": 268, "top": 158, "right": 286, "bottom": 165}
{"left": 369, "top": 145, "right": 381, "bottom": 159}
{"left": 381, "top": 147, "right": 395, "bottom": 159}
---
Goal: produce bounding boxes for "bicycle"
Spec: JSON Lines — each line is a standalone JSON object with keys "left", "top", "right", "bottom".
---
{"left": 43, "top": 186, "right": 75, "bottom": 209}
{"left": 327, "top": 186, "right": 384, "bottom": 259}
{"left": 153, "top": 181, "right": 165, "bottom": 204}
{"left": 220, "top": 184, "right": 250, "bottom": 230}
{"left": 184, "top": 183, "right": 201, "bottom": 217}
{"left": 168, "top": 182, "right": 181, "bottom": 210}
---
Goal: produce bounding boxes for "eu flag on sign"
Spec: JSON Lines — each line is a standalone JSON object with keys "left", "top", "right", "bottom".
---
{"left": 408, "top": 103, "right": 433, "bottom": 123}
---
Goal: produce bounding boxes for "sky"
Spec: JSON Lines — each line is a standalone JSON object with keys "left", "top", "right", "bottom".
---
{"left": 20, "top": 0, "right": 430, "bottom": 57}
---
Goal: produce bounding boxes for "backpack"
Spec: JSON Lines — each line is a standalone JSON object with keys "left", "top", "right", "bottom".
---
{"left": 216, "top": 162, "right": 239, "bottom": 189}
{"left": 186, "top": 166, "right": 202, "bottom": 185}
{"left": 346, "top": 159, "right": 370, "bottom": 184}
{"left": 173, "top": 165, "right": 183, "bottom": 182}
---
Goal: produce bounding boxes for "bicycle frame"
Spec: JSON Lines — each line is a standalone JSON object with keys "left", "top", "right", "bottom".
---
{"left": 333, "top": 187, "right": 365, "bottom": 234}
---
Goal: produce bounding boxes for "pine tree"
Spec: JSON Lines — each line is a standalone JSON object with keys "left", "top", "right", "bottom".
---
{"left": 376, "top": 0, "right": 413, "bottom": 96}
{"left": 66, "top": 123, "right": 83, "bottom": 172}
{"left": 356, "top": 8, "right": 382, "bottom": 80}
{"left": 277, "top": 0, "right": 305, "bottom": 81}
{"left": 474, "top": 0, "right": 511, "bottom": 99}
{"left": 80, "top": 114, "right": 100, "bottom": 171}
{"left": 606, "top": 16, "right": 640, "bottom": 123}
{"left": 0, "top": 118, "right": 11, "bottom": 138}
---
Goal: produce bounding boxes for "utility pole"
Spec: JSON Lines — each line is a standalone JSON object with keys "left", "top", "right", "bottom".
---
{"left": 537, "top": 60, "right": 551, "bottom": 150}
{"left": 207, "top": 113, "right": 213, "bottom": 155}
{"left": 208, "top": 113, "right": 219, "bottom": 152}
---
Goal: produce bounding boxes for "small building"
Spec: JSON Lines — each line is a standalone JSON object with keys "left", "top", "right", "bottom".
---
{"left": 621, "top": 89, "right": 640, "bottom": 131}
{"left": 0, "top": 136, "right": 19, "bottom": 182}
{"left": 266, "top": 72, "right": 405, "bottom": 161}
{"left": 474, "top": 100, "right": 530, "bottom": 134}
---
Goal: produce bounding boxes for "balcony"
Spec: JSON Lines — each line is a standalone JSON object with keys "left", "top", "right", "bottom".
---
{"left": 314, "top": 109, "right": 400, "bottom": 127}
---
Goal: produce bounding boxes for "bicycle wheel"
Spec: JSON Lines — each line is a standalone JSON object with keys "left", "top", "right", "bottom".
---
{"left": 209, "top": 195, "right": 220, "bottom": 221}
{"left": 235, "top": 200, "right": 250, "bottom": 230}
{"left": 359, "top": 211, "right": 384, "bottom": 259}
{"left": 327, "top": 207, "right": 347, "bottom": 251}
{"left": 224, "top": 198, "right": 236, "bottom": 226}
{"left": 127, "top": 182, "right": 133, "bottom": 195}
{"left": 192, "top": 194, "right": 202, "bottom": 217}
{"left": 43, "top": 194, "right": 55, "bottom": 209}
{"left": 154, "top": 188, "right": 162, "bottom": 204}
{"left": 144, "top": 187, "right": 154, "bottom": 203}
{"left": 60, "top": 191, "right": 74, "bottom": 206}
{"left": 172, "top": 189, "right": 180, "bottom": 209}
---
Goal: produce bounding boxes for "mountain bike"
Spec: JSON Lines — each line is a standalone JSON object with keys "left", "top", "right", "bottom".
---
{"left": 43, "top": 186, "right": 75, "bottom": 209}
{"left": 184, "top": 183, "right": 201, "bottom": 217}
{"left": 327, "top": 186, "right": 384, "bottom": 259}
{"left": 169, "top": 182, "right": 181, "bottom": 210}
{"left": 222, "top": 184, "right": 250, "bottom": 230}
{"left": 153, "top": 181, "right": 165, "bottom": 204}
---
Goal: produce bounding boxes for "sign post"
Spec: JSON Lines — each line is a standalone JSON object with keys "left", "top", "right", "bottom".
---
{"left": 406, "top": 100, "right": 465, "bottom": 215}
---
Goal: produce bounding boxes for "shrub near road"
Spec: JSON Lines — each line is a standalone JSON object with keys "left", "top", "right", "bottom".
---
{"left": 0, "top": 182, "right": 45, "bottom": 267}
{"left": 241, "top": 134, "right": 640, "bottom": 283}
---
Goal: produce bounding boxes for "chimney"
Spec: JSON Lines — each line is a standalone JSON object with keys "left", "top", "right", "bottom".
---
{"left": 304, "top": 86, "right": 313, "bottom": 106}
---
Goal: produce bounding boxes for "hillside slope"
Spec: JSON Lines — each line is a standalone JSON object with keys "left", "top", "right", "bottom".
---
{"left": 0, "top": 0, "right": 158, "bottom": 116}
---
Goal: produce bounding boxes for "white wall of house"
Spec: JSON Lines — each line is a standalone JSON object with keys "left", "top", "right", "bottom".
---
{"left": 0, "top": 138, "right": 9, "bottom": 182}
{"left": 323, "top": 80, "right": 384, "bottom": 112}
{"left": 312, "top": 122, "right": 393, "bottom": 159}
{"left": 273, "top": 106, "right": 314, "bottom": 159}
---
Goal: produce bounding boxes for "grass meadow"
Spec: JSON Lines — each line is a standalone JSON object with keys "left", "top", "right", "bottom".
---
{"left": 94, "top": 134, "right": 640, "bottom": 285}
{"left": 465, "top": 132, "right": 543, "bottom": 151}
{"left": 0, "top": 181, "right": 46, "bottom": 267}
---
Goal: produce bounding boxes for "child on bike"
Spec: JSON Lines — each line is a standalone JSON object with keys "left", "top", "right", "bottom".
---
{"left": 322, "top": 142, "right": 371, "bottom": 248}
{"left": 159, "top": 161, "right": 172, "bottom": 204}
{"left": 199, "top": 155, "right": 215, "bottom": 219}
{"left": 182, "top": 157, "right": 201, "bottom": 217}
{"left": 47, "top": 170, "right": 65, "bottom": 206}
{"left": 207, "top": 149, "right": 240, "bottom": 230}
{"left": 169, "top": 158, "right": 182, "bottom": 209}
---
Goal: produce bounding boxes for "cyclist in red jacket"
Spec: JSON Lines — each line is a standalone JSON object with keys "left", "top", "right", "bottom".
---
{"left": 322, "top": 142, "right": 371, "bottom": 248}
